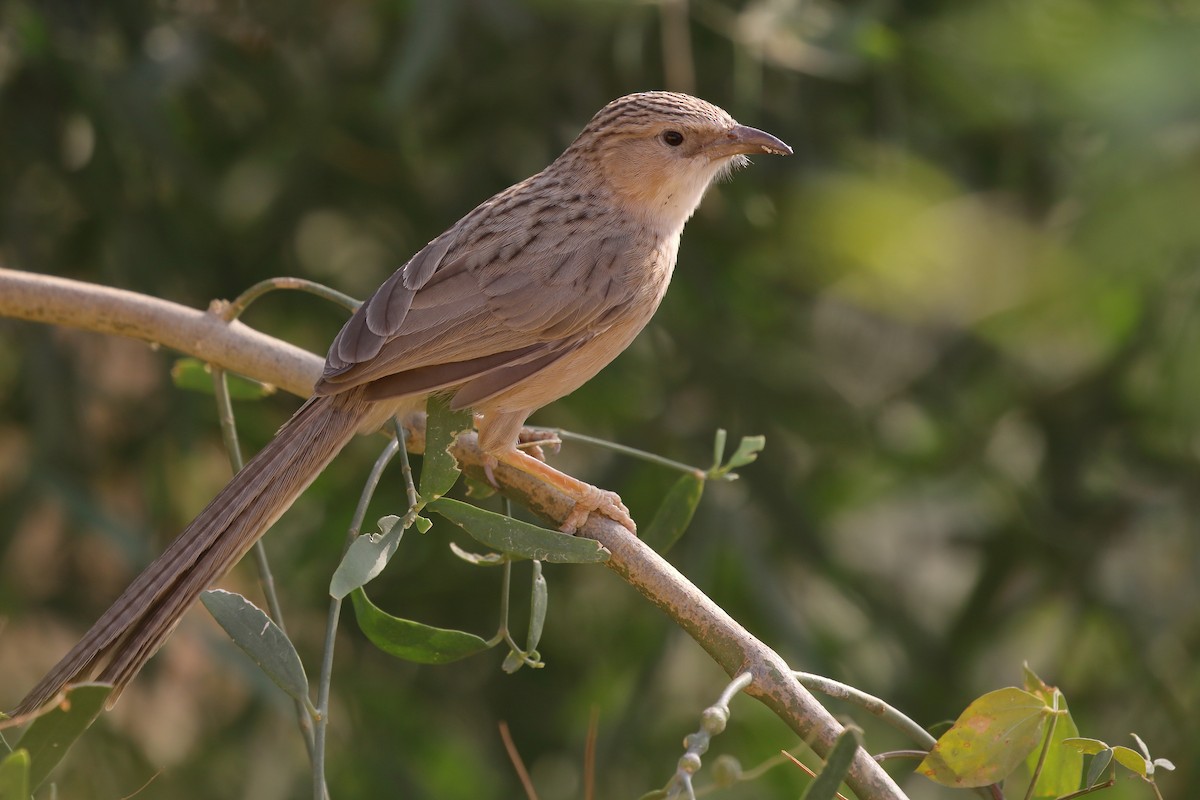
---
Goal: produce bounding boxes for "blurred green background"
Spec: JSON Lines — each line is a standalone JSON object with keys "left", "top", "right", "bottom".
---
{"left": 1, "top": 1, "right": 1198, "bottom": 798}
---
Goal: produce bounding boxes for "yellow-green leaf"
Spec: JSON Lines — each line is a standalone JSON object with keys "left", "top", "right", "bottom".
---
{"left": 918, "top": 687, "right": 1050, "bottom": 788}
{"left": 0, "top": 749, "right": 30, "bottom": 800}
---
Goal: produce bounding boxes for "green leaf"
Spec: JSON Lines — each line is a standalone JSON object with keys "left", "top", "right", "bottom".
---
{"left": 15, "top": 683, "right": 111, "bottom": 789}
{"left": 526, "top": 560, "right": 547, "bottom": 654}
{"left": 420, "top": 395, "right": 473, "bottom": 501}
{"left": 329, "top": 515, "right": 405, "bottom": 599}
{"left": 501, "top": 649, "right": 526, "bottom": 674}
{"left": 351, "top": 588, "right": 491, "bottom": 664}
{"left": 1085, "top": 748, "right": 1113, "bottom": 787}
{"left": 1062, "top": 738, "right": 1109, "bottom": 756}
{"left": 200, "top": 590, "right": 309, "bottom": 706}
{"left": 1022, "top": 663, "right": 1051, "bottom": 701}
{"left": 725, "top": 435, "right": 765, "bottom": 470}
{"left": 448, "top": 541, "right": 507, "bottom": 566}
{"left": 800, "top": 725, "right": 862, "bottom": 800}
{"left": 1020, "top": 679, "right": 1082, "bottom": 799}
{"left": 642, "top": 472, "right": 704, "bottom": 554}
{"left": 1026, "top": 705, "right": 1081, "bottom": 799}
{"left": 918, "top": 687, "right": 1050, "bottom": 788}
{"left": 413, "top": 514, "right": 433, "bottom": 533}
{"left": 171, "top": 357, "right": 274, "bottom": 399}
{"left": 429, "top": 498, "right": 609, "bottom": 563}
{"left": 710, "top": 428, "right": 728, "bottom": 471}
{"left": 0, "top": 749, "right": 30, "bottom": 800}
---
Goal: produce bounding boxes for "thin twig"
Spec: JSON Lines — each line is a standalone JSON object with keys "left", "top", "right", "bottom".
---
{"left": 498, "top": 721, "right": 539, "bottom": 800}
{"left": 546, "top": 428, "right": 706, "bottom": 478}
{"left": 210, "top": 365, "right": 316, "bottom": 758}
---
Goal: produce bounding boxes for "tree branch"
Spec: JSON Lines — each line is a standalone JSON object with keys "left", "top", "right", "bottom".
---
{"left": 0, "top": 266, "right": 907, "bottom": 800}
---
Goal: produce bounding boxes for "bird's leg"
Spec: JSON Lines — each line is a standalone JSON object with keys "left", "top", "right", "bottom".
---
{"left": 493, "top": 447, "right": 635, "bottom": 535}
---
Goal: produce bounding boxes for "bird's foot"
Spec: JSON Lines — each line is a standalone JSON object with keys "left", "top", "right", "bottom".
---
{"left": 560, "top": 484, "right": 635, "bottom": 535}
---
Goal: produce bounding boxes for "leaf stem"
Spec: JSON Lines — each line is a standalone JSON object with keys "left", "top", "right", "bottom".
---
{"left": 793, "top": 672, "right": 936, "bottom": 750}
{"left": 544, "top": 428, "right": 706, "bottom": 478}
{"left": 221, "top": 277, "right": 361, "bottom": 321}
{"left": 1023, "top": 693, "right": 1060, "bottom": 800}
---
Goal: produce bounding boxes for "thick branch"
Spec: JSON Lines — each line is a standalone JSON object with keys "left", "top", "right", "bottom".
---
{"left": 0, "top": 267, "right": 907, "bottom": 800}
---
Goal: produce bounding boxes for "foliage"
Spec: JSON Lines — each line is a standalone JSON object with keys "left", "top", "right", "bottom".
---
{"left": 2, "top": 0, "right": 1197, "bottom": 798}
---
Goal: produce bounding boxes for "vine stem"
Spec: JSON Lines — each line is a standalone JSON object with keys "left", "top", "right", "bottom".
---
{"left": 312, "top": 434, "right": 401, "bottom": 800}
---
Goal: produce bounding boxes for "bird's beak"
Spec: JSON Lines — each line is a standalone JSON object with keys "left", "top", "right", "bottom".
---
{"left": 708, "top": 125, "right": 793, "bottom": 159}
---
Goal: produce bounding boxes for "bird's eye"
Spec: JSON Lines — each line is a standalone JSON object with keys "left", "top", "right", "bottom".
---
{"left": 661, "top": 130, "right": 685, "bottom": 147}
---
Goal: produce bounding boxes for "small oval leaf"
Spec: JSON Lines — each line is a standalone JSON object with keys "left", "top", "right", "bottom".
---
{"left": 1086, "top": 748, "right": 1113, "bottom": 787}
{"left": 642, "top": 473, "right": 704, "bottom": 554}
{"left": 351, "top": 588, "right": 491, "bottom": 664}
{"left": 501, "top": 649, "right": 526, "bottom": 674}
{"left": 1063, "top": 738, "right": 1109, "bottom": 756}
{"left": 429, "top": 498, "right": 609, "bottom": 563}
{"left": 420, "top": 396, "right": 473, "bottom": 501}
{"left": 726, "top": 435, "right": 765, "bottom": 469}
{"left": 1109, "top": 746, "right": 1147, "bottom": 777}
{"left": 15, "top": 683, "right": 111, "bottom": 789}
{"left": 918, "top": 687, "right": 1050, "bottom": 788}
{"left": 526, "top": 561, "right": 547, "bottom": 654}
{"left": 200, "top": 590, "right": 309, "bottom": 705}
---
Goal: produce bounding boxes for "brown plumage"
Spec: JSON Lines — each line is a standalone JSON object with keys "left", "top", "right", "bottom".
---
{"left": 14, "top": 92, "right": 790, "bottom": 715}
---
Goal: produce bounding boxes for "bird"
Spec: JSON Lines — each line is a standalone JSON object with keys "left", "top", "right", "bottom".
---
{"left": 13, "top": 91, "right": 791, "bottom": 716}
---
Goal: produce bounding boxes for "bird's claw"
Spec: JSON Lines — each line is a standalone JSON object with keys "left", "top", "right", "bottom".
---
{"left": 560, "top": 484, "right": 636, "bottom": 535}
{"left": 483, "top": 455, "right": 500, "bottom": 489}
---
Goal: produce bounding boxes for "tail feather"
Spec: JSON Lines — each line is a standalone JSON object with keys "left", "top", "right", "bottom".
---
{"left": 14, "top": 389, "right": 373, "bottom": 715}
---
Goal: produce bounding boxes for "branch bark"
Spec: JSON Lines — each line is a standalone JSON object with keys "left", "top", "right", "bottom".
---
{"left": 0, "top": 266, "right": 908, "bottom": 800}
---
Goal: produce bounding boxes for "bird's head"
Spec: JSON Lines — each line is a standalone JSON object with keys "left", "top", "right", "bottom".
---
{"left": 564, "top": 91, "right": 792, "bottom": 232}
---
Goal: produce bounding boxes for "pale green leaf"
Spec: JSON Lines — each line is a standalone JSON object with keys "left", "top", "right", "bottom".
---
{"left": 329, "top": 516, "right": 405, "bottom": 599}
{"left": 526, "top": 560, "right": 547, "bottom": 654}
{"left": 200, "top": 590, "right": 309, "bottom": 705}
{"left": 726, "top": 434, "right": 766, "bottom": 470}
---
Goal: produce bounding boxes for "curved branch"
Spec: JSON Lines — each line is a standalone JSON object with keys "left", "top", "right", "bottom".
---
{"left": 0, "top": 267, "right": 907, "bottom": 800}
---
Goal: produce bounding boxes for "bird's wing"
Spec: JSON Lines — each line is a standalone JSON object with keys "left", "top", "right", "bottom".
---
{"left": 315, "top": 182, "right": 644, "bottom": 402}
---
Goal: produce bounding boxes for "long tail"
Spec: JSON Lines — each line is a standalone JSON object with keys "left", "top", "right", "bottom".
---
{"left": 14, "top": 388, "right": 374, "bottom": 716}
